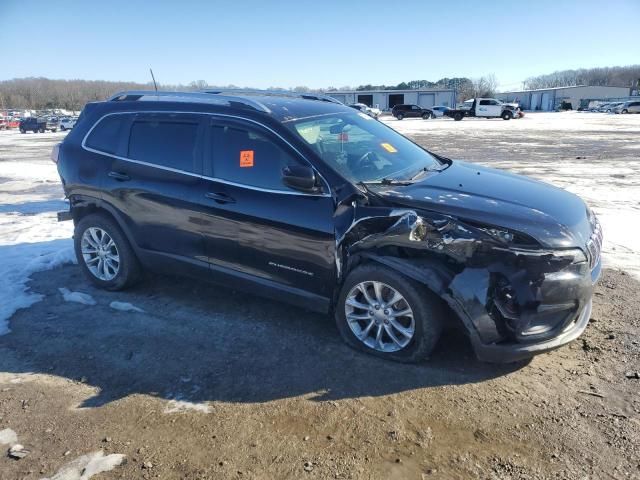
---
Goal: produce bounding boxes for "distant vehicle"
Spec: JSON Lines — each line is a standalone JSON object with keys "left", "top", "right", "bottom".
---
{"left": 595, "top": 103, "right": 612, "bottom": 112}
{"left": 348, "top": 103, "right": 381, "bottom": 119}
{"left": 614, "top": 101, "right": 640, "bottom": 114}
{"left": 46, "top": 117, "right": 59, "bottom": 132}
{"left": 59, "top": 117, "right": 77, "bottom": 131}
{"left": 604, "top": 102, "right": 623, "bottom": 113}
{"left": 19, "top": 117, "right": 47, "bottom": 133}
{"left": 430, "top": 106, "right": 451, "bottom": 118}
{"left": 445, "top": 98, "right": 516, "bottom": 121}
{"left": 391, "top": 104, "right": 434, "bottom": 120}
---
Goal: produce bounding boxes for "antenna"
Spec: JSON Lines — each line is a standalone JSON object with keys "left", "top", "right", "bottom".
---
{"left": 149, "top": 68, "right": 158, "bottom": 94}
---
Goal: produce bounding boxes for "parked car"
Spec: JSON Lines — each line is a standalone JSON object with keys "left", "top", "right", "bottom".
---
{"left": 45, "top": 116, "right": 59, "bottom": 132}
{"left": 430, "top": 106, "right": 451, "bottom": 118}
{"left": 604, "top": 102, "right": 623, "bottom": 113}
{"left": 445, "top": 98, "right": 516, "bottom": 121}
{"left": 391, "top": 104, "right": 434, "bottom": 120}
{"left": 53, "top": 90, "right": 602, "bottom": 364}
{"left": 19, "top": 117, "right": 47, "bottom": 133}
{"left": 59, "top": 117, "right": 77, "bottom": 131}
{"left": 348, "top": 103, "right": 381, "bottom": 119}
{"left": 614, "top": 101, "right": 640, "bottom": 114}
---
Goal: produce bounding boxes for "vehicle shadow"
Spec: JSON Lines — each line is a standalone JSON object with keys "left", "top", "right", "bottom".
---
{"left": 0, "top": 257, "right": 527, "bottom": 408}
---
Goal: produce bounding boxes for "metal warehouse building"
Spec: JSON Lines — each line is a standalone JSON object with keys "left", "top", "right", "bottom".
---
{"left": 495, "top": 85, "right": 631, "bottom": 111}
{"left": 327, "top": 89, "right": 456, "bottom": 111}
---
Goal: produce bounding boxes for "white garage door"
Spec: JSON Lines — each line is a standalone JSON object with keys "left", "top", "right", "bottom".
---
{"left": 530, "top": 93, "right": 540, "bottom": 110}
{"left": 541, "top": 93, "right": 552, "bottom": 111}
{"left": 418, "top": 93, "right": 435, "bottom": 108}
{"left": 329, "top": 94, "right": 346, "bottom": 104}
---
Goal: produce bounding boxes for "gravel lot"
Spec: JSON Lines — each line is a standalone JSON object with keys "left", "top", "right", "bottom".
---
{"left": 0, "top": 113, "right": 639, "bottom": 479}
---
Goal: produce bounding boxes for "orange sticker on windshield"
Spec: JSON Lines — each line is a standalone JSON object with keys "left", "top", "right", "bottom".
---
{"left": 240, "top": 150, "right": 254, "bottom": 167}
{"left": 381, "top": 142, "right": 397, "bottom": 153}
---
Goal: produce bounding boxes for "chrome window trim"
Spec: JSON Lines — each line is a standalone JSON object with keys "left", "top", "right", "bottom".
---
{"left": 81, "top": 111, "right": 332, "bottom": 198}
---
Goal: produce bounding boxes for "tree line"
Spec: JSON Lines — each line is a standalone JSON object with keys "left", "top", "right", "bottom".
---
{"left": 2, "top": 65, "right": 638, "bottom": 110}
{"left": 523, "top": 65, "right": 640, "bottom": 90}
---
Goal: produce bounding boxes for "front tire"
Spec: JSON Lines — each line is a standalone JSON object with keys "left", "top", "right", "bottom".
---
{"left": 622, "top": 109, "right": 628, "bottom": 114}
{"left": 74, "top": 213, "right": 141, "bottom": 291}
{"left": 501, "top": 111, "right": 513, "bottom": 120}
{"left": 336, "top": 264, "right": 443, "bottom": 363}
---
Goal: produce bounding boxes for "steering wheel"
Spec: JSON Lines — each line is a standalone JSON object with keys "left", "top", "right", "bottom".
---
{"left": 355, "top": 151, "right": 377, "bottom": 170}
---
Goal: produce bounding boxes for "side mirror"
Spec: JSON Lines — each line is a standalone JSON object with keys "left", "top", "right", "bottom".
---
{"left": 282, "top": 165, "right": 317, "bottom": 193}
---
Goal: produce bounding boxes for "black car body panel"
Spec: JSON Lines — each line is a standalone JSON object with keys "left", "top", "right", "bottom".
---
{"left": 56, "top": 91, "right": 602, "bottom": 362}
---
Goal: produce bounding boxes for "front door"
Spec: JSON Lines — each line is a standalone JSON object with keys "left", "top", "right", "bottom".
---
{"left": 197, "top": 118, "right": 336, "bottom": 300}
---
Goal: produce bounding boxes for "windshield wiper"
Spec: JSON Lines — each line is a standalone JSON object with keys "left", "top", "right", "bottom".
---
{"left": 361, "top": 178, "right": 413, "bottom": 186}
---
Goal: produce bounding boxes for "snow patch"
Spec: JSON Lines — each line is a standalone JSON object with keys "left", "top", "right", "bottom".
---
{"left": 109, "top": 301, "right": 144, "bottom": 313}
{"left": 41, "top": 450, "right": 125, "bottom": 480}
{"left": 164, "top": 394, "right": 211, "bottom": 414}
{"left": 0, "top": 240, "right": 75, "bottom": 336}
{"left": 0, "top": 428, "right": 18, "bottom": 445}
{"left": 58, "top": 288, "right": 97, "bottom": 306}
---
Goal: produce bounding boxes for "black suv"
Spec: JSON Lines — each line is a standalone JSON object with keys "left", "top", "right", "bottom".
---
{"left": 19, "top": 117, "right": 46, "bottom": 133}
{"left": 391, "top": 104, "right": 434, "bottom": 120}
{"left": 54, "top": 90, "right": 602, "bottom": 363}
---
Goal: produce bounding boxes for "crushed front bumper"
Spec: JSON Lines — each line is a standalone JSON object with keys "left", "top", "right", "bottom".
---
{"left": 449, "top": 253, "right": 601, "bottom": 364}
{"left": 471, "top": 299, "right": 592, "bottom": 363}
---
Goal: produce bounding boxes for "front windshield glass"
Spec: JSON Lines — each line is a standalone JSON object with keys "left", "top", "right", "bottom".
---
{"left": 285, "top": 112, "right": 441, "bottom": 183}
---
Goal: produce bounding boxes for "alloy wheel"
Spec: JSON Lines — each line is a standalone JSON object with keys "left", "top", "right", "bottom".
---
{"left": 345, "top": 281, "right": 415, "bottom": 352}
{"left": 81, "top": 227, "right": 120, "bottom": 281}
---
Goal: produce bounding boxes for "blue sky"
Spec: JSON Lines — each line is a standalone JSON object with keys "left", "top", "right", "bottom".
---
{"left": 1, "top": 0, "right": 638, "bottom": 91}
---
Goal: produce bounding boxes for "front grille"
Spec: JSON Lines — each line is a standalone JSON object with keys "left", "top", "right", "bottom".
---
{"left": 586, "top": 215, "right": 603, "bottom": 270}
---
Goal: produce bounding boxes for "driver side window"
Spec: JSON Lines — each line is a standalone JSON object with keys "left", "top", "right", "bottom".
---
{"left": 209, "top": 123, "right": 302, "bottom": 191}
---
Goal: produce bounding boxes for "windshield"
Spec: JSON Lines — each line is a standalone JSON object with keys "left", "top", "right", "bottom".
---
{"left": 285, "top": 112, "right": 441, "bottom": 183}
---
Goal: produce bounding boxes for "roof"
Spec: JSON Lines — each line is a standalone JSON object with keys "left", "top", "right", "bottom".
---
{"left": 107, "top": 90, "right": 349, "bottom": 122}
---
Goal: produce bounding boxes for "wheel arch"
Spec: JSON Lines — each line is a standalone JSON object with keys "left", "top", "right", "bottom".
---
{"left": 70, "top": 196, "right": 140, "bottom": 254}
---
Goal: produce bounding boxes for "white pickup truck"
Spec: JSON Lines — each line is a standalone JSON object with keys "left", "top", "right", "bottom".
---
{"left": 447, "top": 98, "right": 518, "bottom": 121}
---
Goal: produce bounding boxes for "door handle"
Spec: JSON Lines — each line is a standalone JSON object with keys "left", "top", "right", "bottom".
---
{"left": 108, "top": 171, "right": 131, "bottom": 181}
{"left": 205, "top": 192, "right": 236, "bottom": 204}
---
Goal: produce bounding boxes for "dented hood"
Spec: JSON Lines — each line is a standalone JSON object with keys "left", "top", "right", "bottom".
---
{"left": 371, "top": 161, "right": 592, "bottom": 249}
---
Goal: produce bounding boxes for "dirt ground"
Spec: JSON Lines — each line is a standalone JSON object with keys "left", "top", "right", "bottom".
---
{"left": 1, "top": 113, "right": 639, "bottom": 479}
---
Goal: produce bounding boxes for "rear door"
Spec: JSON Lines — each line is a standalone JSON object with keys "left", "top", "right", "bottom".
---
{"left": 198, "top": 117, "right": 336, "bottom": 299}
{"left": 98, "top": 112, "right": 207, "bottom": 270}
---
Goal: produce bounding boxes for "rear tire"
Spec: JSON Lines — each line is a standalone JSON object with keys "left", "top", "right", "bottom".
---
{"left": 336, "top": 264, "right": 443, "bottom": 363}
{"left": 622, "top": 109, "right": 628, "bottom": 114}
{"left": 74, "top": 213, "right": 142, "bottom": 291}
{"left": 396, "top": 114, "right": 404, "bottom": 120}
{"left": 454, "top": 112, "right": 463, "bottom": 121}
{"left": 20, "top": 128, "right": 25, "bottom": 134}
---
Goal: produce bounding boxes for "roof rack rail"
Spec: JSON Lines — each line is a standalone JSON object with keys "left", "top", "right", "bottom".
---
{"left": 107, "top": 90, "right": 271, "bottom": 113}
{"left": 202, "top": 89, "right": 344, "bottom": 105}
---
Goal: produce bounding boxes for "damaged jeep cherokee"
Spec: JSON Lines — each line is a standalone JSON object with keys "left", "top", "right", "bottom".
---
{"left": 54, "top": 90, "right": 603, "bottom": 363}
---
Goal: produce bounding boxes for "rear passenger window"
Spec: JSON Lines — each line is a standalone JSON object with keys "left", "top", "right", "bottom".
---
{"left": 128, "top": 120, "right": 199, "bottom": 172}
{"left": 85, "top": 114, "right": 128, "bottom": 154}
{"left": 210, "top": 124, "right": 300, "bottom": 191}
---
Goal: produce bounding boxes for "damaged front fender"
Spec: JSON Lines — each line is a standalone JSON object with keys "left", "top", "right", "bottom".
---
{"left": 335, "top": 205, "right": 597, "bottom": 362}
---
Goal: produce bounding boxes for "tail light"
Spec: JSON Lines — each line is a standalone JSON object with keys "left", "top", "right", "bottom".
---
{"left": 51, "top": 142, "right": 61, "bottom": 164}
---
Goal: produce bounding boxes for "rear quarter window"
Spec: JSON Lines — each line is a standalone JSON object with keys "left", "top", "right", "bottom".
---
{"left": 85, "top": 114, "right": 129, "bottom": 155}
